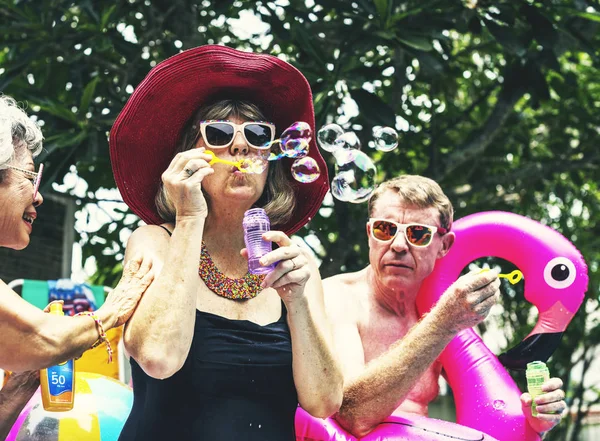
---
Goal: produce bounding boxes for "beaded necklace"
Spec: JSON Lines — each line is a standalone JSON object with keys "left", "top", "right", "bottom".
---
{"left": 198, "top": 241, "right": 265, "bottom": 300}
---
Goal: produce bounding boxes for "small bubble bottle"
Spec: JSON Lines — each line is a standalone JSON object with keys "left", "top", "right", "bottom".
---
{"left": 526, "top": 361, "right": 550, "bottom": 417}
{"left": 243, "top": 208, "right": 275, "bottom": 275}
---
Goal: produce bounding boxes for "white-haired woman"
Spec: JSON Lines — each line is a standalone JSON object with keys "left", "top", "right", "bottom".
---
{"left": 0, "top": 95, "right": 154, "bottom": 438}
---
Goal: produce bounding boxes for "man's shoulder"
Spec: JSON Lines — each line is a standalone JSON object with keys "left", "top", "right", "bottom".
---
{"left": 322, "top": 267, "right": 371, "bottom": 324}
{"left": 323, "top": 267, "right": 368, "bottom": 293}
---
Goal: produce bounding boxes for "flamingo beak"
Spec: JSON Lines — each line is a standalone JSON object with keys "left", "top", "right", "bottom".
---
{"left": 497, "top": 332, "right": 564, "bottom": 370}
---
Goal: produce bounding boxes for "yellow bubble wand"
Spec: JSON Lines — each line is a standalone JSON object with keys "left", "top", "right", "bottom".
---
{"left": 479, "top": 268, "right": 523, "bottom": 285}
{"left": 204, "top": 150, "right": 267, "bottom": 174}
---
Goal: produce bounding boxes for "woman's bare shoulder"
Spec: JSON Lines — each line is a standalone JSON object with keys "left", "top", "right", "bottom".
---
{"left": 125, "top": 224, "right": 173, "bottom": 258}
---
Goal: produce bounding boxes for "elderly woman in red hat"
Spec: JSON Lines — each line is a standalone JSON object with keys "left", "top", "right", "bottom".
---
{"left": 110, "top": 45, "right": 343, "bottom": 440}
{"left": 0, "top": 95, "right": 153, "bottom": 438}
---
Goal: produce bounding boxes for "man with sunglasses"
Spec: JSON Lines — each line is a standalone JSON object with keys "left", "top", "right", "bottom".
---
{"left": 323, "top": 175, "right": 566, "bottom": 438}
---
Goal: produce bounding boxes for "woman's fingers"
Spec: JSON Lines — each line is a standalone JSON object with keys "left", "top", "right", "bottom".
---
{"left": 259, "top": 240, "right": 310, "bottom": 289}
{"left": 270, "top": 266, "right": 311, "bottom": 289}
{"left": 133, "top": 257, "right": 155, "bottom": 292}
{"left": 181, "top": 158, "right": 214, "bottom": 182}
{"left": 259, "top": 244, "right": 302, "bottom": 268}
{"left": 261, "top": 230, "right": 293, "bottom": 248}
{"left": 162, "top": 148, "right": 196, "bottom": 178}
{"left": 123, "top": 254, "right": 143, "bottom": 277}
{"left": 120, "top": 255, "right": 154, "bottom": 290}
{"left": 162, "top": 149, "right": 213, "bottom": 185}
{"left": 160, "top": 148, "right": 214, "bottom": 219}
{"left": 241, "top": 231, "right": 313, "bottom": 292}
{"left": 261, "top": 257, "right": 311, "bottom": 289}
{"left": 167, "top": 148, "right": 209, "bottom": 171}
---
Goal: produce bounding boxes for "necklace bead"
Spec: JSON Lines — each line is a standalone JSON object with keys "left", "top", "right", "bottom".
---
{"left": 198, "top": 242, "right": 265, "bottom": 300}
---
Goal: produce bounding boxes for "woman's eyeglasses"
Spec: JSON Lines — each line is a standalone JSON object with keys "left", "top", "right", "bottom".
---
{"left": 6, "top": 163, "right": 44, "bottom": 199}
{"left": 199, "top": 120, "right": 275, "bottom": 150}
{"left": 368, "top": 218, "right": 448, "bottom": 248}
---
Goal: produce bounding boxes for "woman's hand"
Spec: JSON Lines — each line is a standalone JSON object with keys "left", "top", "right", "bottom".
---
{"left": 521, "top": 377, "right": 567, "bottom": 434}
{"left": 247, "top": 231, "right": 312, "bottom": 303}
{"left": 161, "top": 147, "right": 214, "bottom": 221}
{"left": 99, "top": 255, "right": 155, "bottom": 328}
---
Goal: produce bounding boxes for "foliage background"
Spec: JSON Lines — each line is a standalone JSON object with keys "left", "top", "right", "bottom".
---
{"left": 1, "top": 0, "right": 599, "bottom": 439}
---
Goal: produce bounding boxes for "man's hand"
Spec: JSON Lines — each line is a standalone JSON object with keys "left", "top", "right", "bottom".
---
{"left": 521, "top": 377, "right": 567, "bottom": 434}
{"left": 434, "top": 269, "right": 501, "bottom": 333}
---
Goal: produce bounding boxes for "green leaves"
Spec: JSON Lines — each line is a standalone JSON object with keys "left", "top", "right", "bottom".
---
{"left": 373, "top": 0, "right": 390, "bottom": 22}
{"left": 100, "top": 5, "right": 117, "bottom": 29}
{"left": 521, "top": 4, "right": 559, "bottom": 50}
{"left": 349, "top": 88, "right": 396, "bottom": 127}
{"left": 397, "top": 35, "right": 434, "bottom": 51}
{"left": 483, "top": 19, "right": 528, "bottom": 57}
{"left": 37, "top": 100, "right": 79, "bottom": 124}
{"left": 568, "top": 10, "right": 600, "bottom": 24}
{"left": 79, "top": 77, "right": 99, "bottom": 115}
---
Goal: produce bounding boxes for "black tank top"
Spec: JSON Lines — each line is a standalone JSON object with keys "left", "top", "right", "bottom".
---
{"left": 119, "top": 227, "right": 298, "bottom": 440}
{"left": 119, "top": 308, "right": 298, "bottom": 441}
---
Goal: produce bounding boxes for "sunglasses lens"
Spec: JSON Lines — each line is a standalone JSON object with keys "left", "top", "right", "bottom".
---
{"left": 372, "top": 220, "right": 397, "bottom": 241}
{"left": 406, "top": 224, "right": 434, "bottom": 247}
{"left": 244, "top": 124, "right": 273, "bottom": 148}
{"left": 33, "top": 164, "right": 43, "bottom": 199}
{"left": 205, "top": 123, "right": 235, "bottom": 147}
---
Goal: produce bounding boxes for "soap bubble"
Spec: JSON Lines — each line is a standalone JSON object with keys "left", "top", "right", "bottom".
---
{"left": 268, "top": 148, "right": 284, "bottom": 161}
{"left": 331, "top": 149, "right": 377, "bottom": 203}
{"left": 334, "top": 132, "right": 361, "bottom": 151}
{"left": 281, "top": 121, "right": 312, "bottom": 158}
{"left": 281, "top": 137, "right": 310, "bottom": 158}
{"left": 291, "top": 157, "right": 321, "bottom": 183}
{"left": 240, "top": 157, "right": 268, "bottom": 174}
{"left": 317, "top": 124, "right": 344, "bottom": 152}
{"left": 282, "top": 121, "right": 312, "bottom": 143}
{"left": 373, "top": 126, "right": 399, "bottom": 152}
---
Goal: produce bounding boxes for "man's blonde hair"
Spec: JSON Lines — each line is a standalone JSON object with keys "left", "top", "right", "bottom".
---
{"left": 155, "top": 99, "right": 296, "bottom": 227}
{"left": 368, "top": 175, "right": 454, "bottom": 230}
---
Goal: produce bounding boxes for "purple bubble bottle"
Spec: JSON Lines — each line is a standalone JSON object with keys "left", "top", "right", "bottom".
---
{"left": 243, "top": 208, "right": 275, "bottom": 275}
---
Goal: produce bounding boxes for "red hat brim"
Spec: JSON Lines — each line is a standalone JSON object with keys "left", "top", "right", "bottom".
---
{"left": 110, "top": 45, "right": 329, "bottom": 236}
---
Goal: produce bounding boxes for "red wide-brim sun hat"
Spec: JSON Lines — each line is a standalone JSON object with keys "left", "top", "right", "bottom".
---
{"left": 110, "top": 45, "right": 329, "bottom": 236}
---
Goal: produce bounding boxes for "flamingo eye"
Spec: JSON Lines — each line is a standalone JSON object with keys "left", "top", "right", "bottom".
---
{"left": 544, "top": 257, "right": 576, "bottom": 289}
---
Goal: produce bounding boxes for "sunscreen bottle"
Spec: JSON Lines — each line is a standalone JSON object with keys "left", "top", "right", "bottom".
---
{"left": 526, "top": 361, "right": 550, "bottom": 417}
{"left": 40, "top": 303, "right": 75, "bottom": 411}
{"left": 1, "top": 370, "right": 10, "bottom": 387}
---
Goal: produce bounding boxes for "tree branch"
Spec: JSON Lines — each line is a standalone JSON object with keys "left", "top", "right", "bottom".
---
{"left": 437, "top": 71, "right": 528, "bottom": 180}
{"left": 447, "top": 153, "right": 600, "bottom": 199}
